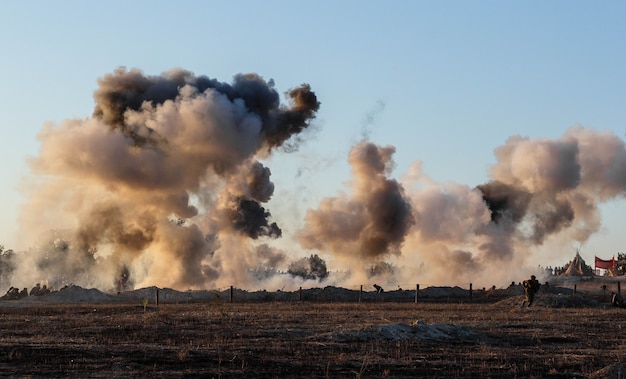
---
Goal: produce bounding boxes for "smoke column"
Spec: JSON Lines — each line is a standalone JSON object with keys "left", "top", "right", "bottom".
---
{"left": 15, "top": 67, "right": 319, "bottom": 291}
{"left": 298, "top": 141, "right": 415, "bottom": 266}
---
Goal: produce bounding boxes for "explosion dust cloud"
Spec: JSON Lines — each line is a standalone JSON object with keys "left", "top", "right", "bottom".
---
{"left": 6, "top": 67, "right": 626, "bottom": 293}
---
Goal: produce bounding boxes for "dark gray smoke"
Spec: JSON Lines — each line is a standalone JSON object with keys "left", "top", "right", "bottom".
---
{"left": 231, "top": 199, "right": 282, "bottom": 239}
{"left": 287, "top": 254, "right": 329, "bottom": 281}
{"left": 476, "top": 181, "right": 531, "bottom": 225}
{"left": 93, "top": 68, "right": 319, "bottom": 150}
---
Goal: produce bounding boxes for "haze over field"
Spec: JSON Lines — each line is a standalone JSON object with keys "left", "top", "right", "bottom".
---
{"left": 1, "top": 2, "right": 625, "bottom": 292}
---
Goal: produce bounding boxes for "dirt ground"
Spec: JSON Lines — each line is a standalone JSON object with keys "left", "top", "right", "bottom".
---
{"left": 0, "top": 294, "right": 625, "bottom": 378}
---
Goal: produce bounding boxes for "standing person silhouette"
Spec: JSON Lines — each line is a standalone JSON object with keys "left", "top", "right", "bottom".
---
{"left": 522, "top": 275, "right": 541, "bottom": 307}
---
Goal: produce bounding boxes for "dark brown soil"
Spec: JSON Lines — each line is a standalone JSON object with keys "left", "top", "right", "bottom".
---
{"left": 0, "top": 299, "right": 624, "bottom": 378}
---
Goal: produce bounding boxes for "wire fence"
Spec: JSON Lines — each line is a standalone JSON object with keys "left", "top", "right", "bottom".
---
{"left": 142, "top": 282, "right": 506, "bottom": 305}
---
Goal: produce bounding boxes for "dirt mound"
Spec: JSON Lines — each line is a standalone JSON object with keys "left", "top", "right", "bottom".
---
{"left": 322, "top": 321, "right": 482, "bottom": 342}
{"left": 120, "top": 286, "right": 222, "bottom": 303}
{"left": 23, "top": 285, "right": 117, "bottom": 303}
{"left": 420, "top": 286, "right": 468, "bottom": 298}
{"left": 0, "top": 283, "right": 586, "bottom": 306}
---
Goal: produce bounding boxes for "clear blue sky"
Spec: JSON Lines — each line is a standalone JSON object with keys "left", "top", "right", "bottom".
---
{"left": 1, "top": 1, "right": 625, "bottom": 267}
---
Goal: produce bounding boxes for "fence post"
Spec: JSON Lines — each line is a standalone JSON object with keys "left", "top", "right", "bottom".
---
{"left": 359, "top": 285, "right": 362, "bottom": 303}
{"left": 574, "top": 284, "right": 577, "bottom": 295}
{"left": 415, "top": 284, "right": 419, "bottom": 303}
{"left": 618, "top": 282, "right": 621, "bottom": 294}
{"left": 299, "top": 287, "right": 302, "bottom": 301}
{"left": 469, "top": 283, "right": 473, "bottom": 301}
{"left": 230, "top": 285, "right": 234, "bottom": 303}
{"left": 155, "top": 288, "right": 159, "bottom": 306}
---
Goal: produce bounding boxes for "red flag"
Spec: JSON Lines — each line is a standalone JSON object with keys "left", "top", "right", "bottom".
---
{"left": 595, "top": 256, "right": 615, "bottom": 269}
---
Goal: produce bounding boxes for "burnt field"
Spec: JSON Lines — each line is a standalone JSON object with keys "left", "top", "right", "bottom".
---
{"left": 0, "top": 293, "right": 625, "bottom": 378}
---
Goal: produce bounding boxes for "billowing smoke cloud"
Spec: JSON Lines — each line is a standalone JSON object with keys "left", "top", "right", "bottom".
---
{"left": 298, "top": 141, "right": 415, "bottom": 262}
{"left": 10, "top": 65, "right": 626, "bottom": 292}
{"left": 393, "top": 126, "right": 626, "bottom": 287}
{"left": 93, "top": 67, "right": 319, "bottom": 151}
{"left": 14, "top": 67, "right": 319, "bottom": 291}
{"left": 477, "top": 130, "right": 601, "bottom": 249}
{"left": 218, "top": 160, "right": 281, "bottom": 239}
{"left": 294, "top": 127, "right": 626, "bottom": 289}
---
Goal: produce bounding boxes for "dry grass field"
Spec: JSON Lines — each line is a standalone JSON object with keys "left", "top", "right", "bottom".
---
{"left": 0, "top": 292, "right": 625, "bottom": 378}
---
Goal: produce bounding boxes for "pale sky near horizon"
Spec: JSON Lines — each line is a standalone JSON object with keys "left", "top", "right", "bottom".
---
{"left": 1, "top": 1, "right": 625, "bottom": 267}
